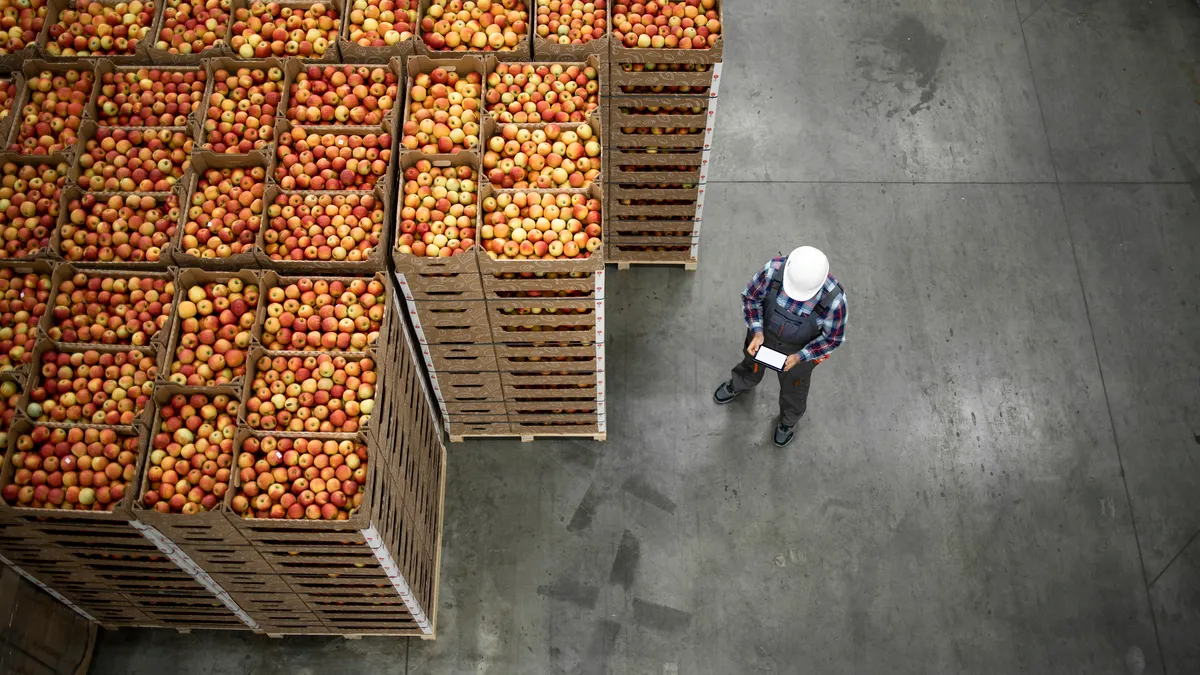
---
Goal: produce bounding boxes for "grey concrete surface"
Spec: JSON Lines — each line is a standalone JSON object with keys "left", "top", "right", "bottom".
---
{"left": 89, "top": 0, "right": 1200, "bottom": 673}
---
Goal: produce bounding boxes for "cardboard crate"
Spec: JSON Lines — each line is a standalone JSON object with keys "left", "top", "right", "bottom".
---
{"left": 608, "top": 94, "right": 708, "bottom": 128}
{"left": 51, "top": 187, "right": 180, "bottom": 269}
{"left": 0, "top": 259, "right": 54, "bottom": 381}
{"left": 489, "top": 55, "right": 606, "bottom": 116}
{"left": 0, "top": 41, "right": 42, "bottom": 76}
{"left": 0, "top": 72, "right": 23, "bottom": 149}
{"left": 226, "top": 0, "right": 342, "bottom": 63}
{"left": 235, "top": 347, "right": 381, "bottom": 437}
{"left": 434, "top": 371, "right": 503, "bottom": 402}
{"left": 147, "top": 0, "right": 235, "bottom": 65}
{"left": 606, "top": 147, "right": 704, "bottom": 183}
{"left": 444, "top": 400, "right": 506, "bottom": 416}
{"left": 4, "top": 60, "right": 97, "bottom": 163}
{"left": 278, "top": 57, "right": 404, "bottom": 129}
{"left": 158, "top": 268, "right": 266, "bottom": 388}
{"left": 607, "top": 126, "right": 705, "bottom": 150}
{"left": 446, "top": 414, "right": 510, "bottom": 438}
{"left": 609, "top": 196, "right": 699, "bottom": 219}
{"left": 608, "top": 218, "right": 699, "bottom": 237}
{"left": 423, "top": 343, "right": 498, "bottom": 372}
{"left": 414, "top": 0, "right": 530, "bottom": 62}
{"left": 493, "top": 342, "right": 598, "bottom": 371}
{"left": 476, "top": 182, "right": 604, "bottom": 274}
{"left": 609, "top": 62, "right": 722, "bottom": 96}
{"left": 68, "top": 122, "right": 193, "bottom": 194}
{"left": 36, "top": 0, "right": 155, "bottom": 64}
{"left": 273, "top": 118, "right": 395, "bottom": 197}
{"left": 0, "top": 157, "right": 69, "bottom": 264}
{"left": 609, "top": 1, "right": 724, "bottom": 68}
{"left": 401, "top": 54, "right": 491, "bottom": 154}
{"left": 205, "top": 571, "right": 294, "bottom": 594}
{"left": 480, "top": 269, "right": 597, "bottom": 300}
{"left": 169, "top": 151, "right": 271, "bottom": 270}
{"left": 507, "top": 409, "right": 600, "bottom": 435}
{"left": 17, "top": 343, "right": 163, "bottom": 431}
{"left": 392, "top": 151, "right": 480, "bottom": 282}
{"left": 478, "top": 114, "right": 602, "bottom": 190}
{"left": 607, "top": 242, "right": 697, "bottom": 265}
{"left": 40, "top": 264, "right": 177, "bottom": 351}
{"left": 408, "top": 299, "right": 491, "bottom": 344}
{"left": 259, "top": 186, "right": 391, "bottom": 274}
{"left": 338, "top": 0, "right": 419, "bottom": 64}
{"left": 486, "top": 297, "right": 596, "bottom": 344}
{"left": 500, "top": 370, "right": 597, "bottom": 400}
{"left": 256, "top": 270, "right": 389, "bottom": 353}
{"left": 194, "top": 56, "right": 288, "bottom": 161}
{"left": 530, "top": 13, "right": 608, "bottom": 66}
{"left": 84, "top": 59, "right": 208, "bottom": 128}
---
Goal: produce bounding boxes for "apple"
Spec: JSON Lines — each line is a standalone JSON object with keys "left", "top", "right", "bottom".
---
{"left": 421, "top": 0, "right": 528, "bottom": 52}
{"left": 286, "top": 64, "right": 399, "bottom": 126}
{"left": 261, "top": 277, "right": 385, "bottom": 351}
{"left": 143, "top": 392, "right": 237, "bottom": 514}
{"left": 181, "top": 166, "right": 266, "bottom": 260}
{"left": 0, "top": 161, "right": 69, "bottom": 259}
{"left": 26, "top": 349, "right": 157, "bottom": 425}
{"left": 77, "top": 127, "right": 193, "bottom": 193}
{"left": 612, "top": 0, "right": 720, "bottom": 49}
{"left": 156, "top": 0, "right": 231, "bottom": 55}
{"left": 536, "top": 0, "right": 606, "bottom": 43}
{"left": 617, "top": 62, "right": 714, "bottom": 94}
{"left": 203, "top": 67, "right": 282, "bottom": 154}
{"left": 167, "top": 277, "right": 260, "bottom": 386}
{"left": 231, "top": 436, "right": 366, "bottom": 519}
{"left": 0, "top": 268, "right": 51, "bottom": 374}
{"left": 347, "top": 0, "right": 415, "bottom": 47}
{"left": 47, "top": 272, "right": 174, "bottom": 347}
{"left": 0, "top": 79, "right": 15, "bottom": 129}
{"left": 3, "top": 426, "right": 141, "bottom": 511}
{"left": 485, "top": 62, "right": 599, "bottom": 123}
{"left": 44, "top": 0, "right": 155, "bottom": 57}
{"left": 0, "top": 380, "right": 20, "bottom": 447}
{"left": 397, "top": 161, "right": 477, "bottom": 257}
{"left": 480, "top": 190, "right": 601, "bottom": 259}
{"left": 59, "top": 193, "right": 180, "bottom": 264}
{"left": 95, "top": 68, "right": 206, "bottom": 128}
{"left": 229, "top": 1, "right": 339, "bottom": 59}
{"left": 400, "top": 67, "right": 481, "bottom": 153}
{"left": 264, "top": 192, "right": 385, "bottom": 264}
{"left": 274, "top": 128, "right": 392, "bottom": 191}
{"left": 484, "top": 122, "right": 599, "bottom": 189}
{"left": 8, "top": 69, "right": 93, "bottom": 155}
{"left": 244, "top": 354, "right": 376, "bottom": 434}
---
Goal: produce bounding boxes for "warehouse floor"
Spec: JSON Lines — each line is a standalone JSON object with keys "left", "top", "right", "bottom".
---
{"left": 91, "top": 0, "right": 1200, "bottom": 673}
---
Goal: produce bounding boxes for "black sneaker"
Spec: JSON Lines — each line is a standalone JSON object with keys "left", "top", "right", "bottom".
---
{"left": 713, "top": 382, "right": 739, "bottom": 404}
{"left": 773, "top": 424, "right": 795, "bottom": 447}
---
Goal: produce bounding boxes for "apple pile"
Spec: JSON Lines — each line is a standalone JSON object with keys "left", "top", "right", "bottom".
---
{"left": 1, "top": 426, "right": 140, "bottom": 511}
{"left": 47, "top": 273, "right": 174, "bottom": 347}
{"left": 401, "top": 67, "right": 481, "bottom": 153}
{"left": 142, "top": 392, "right": 237, "bottom": 514}
{"left": 480, "top": 191, "right": 601, "bottom": 259}
{"left": 262, "top": 278, "right": 385, "bottom": 352}
{"left": 244, "top": 354, "right": 376, "bottom": 434}
{"left": 0, "top": 161, "right": 68, "bottom": 259}
{"left": 0, "top": 268, "right": 50, "bottom": 374}
{"left": 95, "top": 69, "right": 206, "bottom": 128}
{"left": 612, "top": 0, "right": 720, "bottom": 49}
{"left": 181, "top": 166, "right": 266, "bottom": 260}
{"left": 167, "top": 278, "right": 259, "bottom": 386}
{"left": 264, "top": 193, "right": 385, "bottom": 264}
{"left": 274, "top": 129, "right": 392, "bottom": 191}
{"left": 346, "top": 0, "right": 415, "bottom": 48}
{"left": 77, "top": 128, "right": 194, "bottom": 193}
{"left": 0, "top": 79, "right": 14, "bottom": 127}
{"left": 488, "top": 271, "right": 591, "bottom": 297}
{"left": 230, "top": 1, "right": 339, "bottom": 59}
{"left": 231, "top": 436, "right": 367, "bottom": 520}
{"left": 8, "top": 69, "right": 94, "bottom": 155}
{"left": 44, "top": 0, "right": 155, "bottom": 57}
{"left": 421, "top": 0, "right": 528, "bottom": 51}
{"left": 484, "top": 123, "right": 600, "bottom": 189}
{"left": 25, "top": 349, "right": 157, "bottom": 425}
{"left": 397, "top": 161, "right": 477, "bottom": 257}
{"left": 155, "top": 0, "right": 231, "bottom": 55}
{"left": 59, "top": 193, "right": 180, "bottom": 265}
{"left": 0, "top": 380, "right": 19, "bottom": 446}
{"left": 0, "top": 0, "right": 47, "bottom": 55}
{"left": 203, "top": 66, "right": 282, "bottom": 154}
{"left": 286, "top": 65, "right": 399, "bottom": 126}
{"left": 536, "top": 0, "right": 606, "bottom": 43}
{"left": 617, "top": 62, "right": 712, "bottom": 94}
{"left": 620, "top": 102, "right": 704, "bottom": 116}
{"left": 486, "top": 63, "right": 599, "bottom": 123}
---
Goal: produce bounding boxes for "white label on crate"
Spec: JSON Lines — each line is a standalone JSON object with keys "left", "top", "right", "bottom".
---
{"left": 708, "top": 62, "right": 723, "bottom": 98}
{"left": 394, "top": 272, "right": 415, "bottom": 303}
{"left": 596, "top": 373, "right": 605, "bottom": 403}
{"left": 362, "top": 528, "right": 433, "bottom": 635}
{"left": 690, "top": 244, "right": 700, "bottom": 259}
{"left": 594, "top": 269, "right": 605, "bottom": 300}
{"left": 390, "top": 293, "right": 444, "bottom": 436}
{"left": 698, "top": 151, "right": 711, "bottom": 184}
{"left": 703, "top": 96, "right": 720, "bottom": 150}
{"left": 0, "top": 554, "right": 100, "bottom": 623}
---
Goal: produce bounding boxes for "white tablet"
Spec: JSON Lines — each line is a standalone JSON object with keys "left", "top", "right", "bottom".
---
{"left": 753, "top": 345, "right": 788, "bottom": 371}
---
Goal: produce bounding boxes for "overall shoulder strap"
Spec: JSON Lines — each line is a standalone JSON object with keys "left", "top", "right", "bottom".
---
{"left": 816, "top": 282, "right": 844, "bottom": 314}
{"left": 767, "top": 257, "right": 787, "bottom": 296}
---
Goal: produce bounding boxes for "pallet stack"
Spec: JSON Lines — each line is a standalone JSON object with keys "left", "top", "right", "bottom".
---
{"left": 0, "top": 28, "right": 446, "bottom": 639}
{"left": 393, "top": 51, "right": 607, "bottom": 442}
{"left": 604, "top": 1, "right": 723, "bottom": 269}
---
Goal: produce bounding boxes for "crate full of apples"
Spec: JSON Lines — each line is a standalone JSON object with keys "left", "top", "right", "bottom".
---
{"left": 70, "top": 123, "right": 196, "bottom": 193}
{"left": 43, "top": 266, "right": 177, "bottom": 350}
{"left": 609, "top": 0, "right": 723, "bottom": 60}
{"left": 20, "top": 343, "right": 161, "bottom": 429}
{"left": 7, "top": 62, "right": 94, "bottom": 159}
{"left": 393, "top": 152, "right": 480, "bottom": 267}
{"left": 54, "top": 188, "right": 181, "bottom": 267}
{"left": 171, "top": 152, "right": 269, "bottom": 269}
{"left": 274, "top": 121, "right": 395, "bottom": 193}
{"left": 482, "top": 117, "right": 601, "bottom": 189}
{"left": 198, "top": 58, "right": 287, "bottom": 158}
{"left": 148, "top": 0, "right": 236, "bottom": 64}
{"left": 0, "top": 161, "right": 69, "bottom": 262}
{"left": 338, "top": 0, "right": 418, "bottom": 62}
{"left": 531, "top": 0, "right": 608, "bottom": 62}
{"left": 400, "top": 56, "right": 485, "bottom": 155}
{"left": 484, "top": 58, "right": 603, "bottom": 123}
{"left": 0, "top": 262, "right": 53, "bottom": 380}
{"left": 86, "top": 62, "right": 208, "bottom": 128}
{"left": 418, "top": 0, "right": 530, "bottom": 60}
{"left": 238, "top": 348, "right": 378, "bottom": 436}
{"left": 228, "top": 0, "right": 342, "bottom": 61}
{"left": 41, "top": 0, "right": 156, "bottom": 60}
{"left": 476, "top": 183, "right": 603, "bottom": 273}
{"left": 161, "top": 269, "right": 264, "bottom": 388}
{"left": 281, "top": 60, "right": 402, "bottom": 130}
{"left": 260, "top": 188, "right": 389, "bottom": 273}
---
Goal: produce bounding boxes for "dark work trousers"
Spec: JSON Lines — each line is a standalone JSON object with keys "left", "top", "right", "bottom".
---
{"left": 729, "top": 330, "right": 818, "bottom": 427}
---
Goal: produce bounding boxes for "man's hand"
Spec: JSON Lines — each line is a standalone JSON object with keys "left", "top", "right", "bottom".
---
{"left": 783, "top": 353, "right": 802, "bottom": 371}
{"left": 746, "top": 332, "right": 764, "bottom": 356}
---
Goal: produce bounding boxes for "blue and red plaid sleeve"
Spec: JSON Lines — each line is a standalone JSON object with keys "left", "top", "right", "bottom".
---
{"left": 799, "top": 287, "right": 848, "bottom": 361}
{"left": 741, "top": 257, "right": 783, "bottom": 332}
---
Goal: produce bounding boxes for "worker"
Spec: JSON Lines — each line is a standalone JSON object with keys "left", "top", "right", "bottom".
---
{"left": 713, "top": 246, "right": 848, "bottom": 447}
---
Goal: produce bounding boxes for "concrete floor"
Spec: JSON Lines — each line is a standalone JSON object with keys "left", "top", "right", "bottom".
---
{"left": 91, "top": 0, "right": 1200, "bottom": 673}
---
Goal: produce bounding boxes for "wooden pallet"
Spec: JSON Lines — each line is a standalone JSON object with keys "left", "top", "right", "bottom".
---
{"left": 610, "top": 260, "right": 697, "bottom": 271}
{"left": 448, "top": 433, "right": 607, "bottom": 443}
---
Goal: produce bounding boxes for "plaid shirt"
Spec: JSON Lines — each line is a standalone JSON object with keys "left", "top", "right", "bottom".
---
{"left": 742, "top": 257, "right": 848, "bottom": 361}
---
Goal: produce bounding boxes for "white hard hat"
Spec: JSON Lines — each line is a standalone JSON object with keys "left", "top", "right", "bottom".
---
{"left": 783, "top": 246, "right": 829, "bottom": 301}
